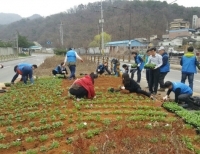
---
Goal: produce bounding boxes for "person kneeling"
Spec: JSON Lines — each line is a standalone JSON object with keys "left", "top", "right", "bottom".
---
{"left": 69, "top": 72, "right": 98, "bottom": 101}
{"left": 121, "top": 73, "right": 154, "bottom": 99}
{"left": 52, "top": 62, "right": 68, "bottom": 78}
{"left": 96, "top": 62, "right": 111, "bottom": 75}
{"left": 163, "top": 81, "right": 196, "bottom": 109}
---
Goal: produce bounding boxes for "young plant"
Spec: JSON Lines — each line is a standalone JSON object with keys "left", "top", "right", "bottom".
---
{"left": 66, "top": 127, "right": 75, "bottom": 134}
{"left": 54, "top": 130, "right": 64, "bottom": 138}
{"left": 49, "top": 140, "right": 59, "bottom": 149}
{"left": 11, "top": 140, "right": 21, "bottom": 146}
{"left": 26, "top": 149, "right": 38, "bottom": 154}
{"left": 102, "top": 119, "right": 111, "bottom": 126}
{"left": 40, "top": 146, "right": 48, "bottom": 152}
{"left": 39, "top": 135, "right": 48, "bottom": 142}
{"left": 0, "top": 133, "right": 5, "bottom": 140}
{"left": 25, "top": 136, "right": 36, "bottom": 143}
{"left": 40, "top": 118, "right": 48, "bottom": 124}
{"left": 89, "top": 145, "right": 98, "bottom": 154}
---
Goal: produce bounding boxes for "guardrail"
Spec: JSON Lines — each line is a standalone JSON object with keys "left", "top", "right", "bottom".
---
{"left": 84, "top": 54, "right": 182, "bottom": 65}
{"left": 0, "top": 48, "right": 18, "bottom": 62}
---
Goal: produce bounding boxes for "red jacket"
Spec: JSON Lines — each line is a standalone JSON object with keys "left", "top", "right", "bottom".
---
{"left": 74, "top": 75, "right": 95, "bottom": 99}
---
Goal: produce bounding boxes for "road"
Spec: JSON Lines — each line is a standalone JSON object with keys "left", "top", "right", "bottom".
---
{"left": 0, "top": 53, "right": 53, "bottom": 83}
{"left": 120, "top": 62, "right": 200, "bottom": 95}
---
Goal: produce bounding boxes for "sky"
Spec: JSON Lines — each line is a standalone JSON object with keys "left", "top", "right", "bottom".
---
{"left": 0, "top": 0, "right": 199, "bottom": 18}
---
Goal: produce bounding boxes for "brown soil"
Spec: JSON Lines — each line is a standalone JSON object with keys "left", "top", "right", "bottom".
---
{"left": 34, "top": 55, "right": 97, "bottom": 77}
{"left": 0, "top": 69, "right": 199, "bottom": 153}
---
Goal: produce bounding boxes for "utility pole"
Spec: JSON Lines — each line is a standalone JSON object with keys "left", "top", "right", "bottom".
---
{"left": 99, "top": 0, "right": 104, "bottom": 55}
{"left": 59, "top": 22, "right": 64, "bottom": 47}
{"left": 129, "top": 11, "right": 132, "bottom": 53}
{"left": 15, "top": 32, "right": 18, "bottom": 55}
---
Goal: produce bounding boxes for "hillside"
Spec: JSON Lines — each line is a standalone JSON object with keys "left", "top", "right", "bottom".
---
{"left": 0, "top": 13, "right": 22, "bottom": 25}
{"left": 0, "top": 1, "right": 200, "bottom": 48}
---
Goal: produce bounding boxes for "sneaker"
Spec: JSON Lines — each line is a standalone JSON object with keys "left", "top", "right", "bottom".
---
{"left": 158, "top": 88, "right": 165, "bottom": 92}
{"left": 76, "top": 98, "right": 81, "bottom": 102}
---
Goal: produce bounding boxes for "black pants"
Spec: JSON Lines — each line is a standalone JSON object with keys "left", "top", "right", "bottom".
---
{"left": 146, "top": 69, "right": 150, "bottom": 85}
{"left": 149, "top": 68, "right": 160, "bottom": 94}
{"left": 135, "top": 88, "right": 151, "bottom": 97}
{"left": 159, "top": 72, "right": 168, "bottom": 88}
{"left": 69, "top": 86, "right": 88, "bottom": 99}
{"left": 52, "top": 69, "right": 67, "bottom": 76}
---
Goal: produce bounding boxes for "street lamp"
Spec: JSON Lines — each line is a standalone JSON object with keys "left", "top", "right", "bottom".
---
{"left": 113, "top": 6, "right": 132, "bottom": 53}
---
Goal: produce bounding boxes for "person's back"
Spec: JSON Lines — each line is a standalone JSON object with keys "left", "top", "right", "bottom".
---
{"left": 172, "top": 82, "right": 192, "bottom": 94}
{"left": 18, "top": 63, "right": 32, "bottom": 71}
{"left": 181, "top": 52, "right": 197, "bottom": 74}
{"left": 160, "top": 52, "right": 170, "bottom": 73}
{"left": 66, "top": 49, "right": 76, "bottom": 63}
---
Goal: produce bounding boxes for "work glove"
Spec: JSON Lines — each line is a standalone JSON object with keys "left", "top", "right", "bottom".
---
{"left": 94, "top": 96, "right": 96, "bottom": 99}
{"left": 62, "top": 71, "right": 66, "bottom": 73}
{"left": 98, "top": 69, "right": 100, "bottom": 72}
{"left": 163, "top": 95, "right": 168, "bottom": 101}
{"left": 154, "top": 66, "right": 158, "bottom": 70}
{"left": 121, "top": 86, "right": 125, "bottom": 90}
{"left": 137, "top": 63, "right": 141, "bottom": 67}
{"left": 81, "top": 59, "right": 84, "bottom": 62}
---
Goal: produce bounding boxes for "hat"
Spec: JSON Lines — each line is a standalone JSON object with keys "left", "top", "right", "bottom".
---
{"left": 158, "top": 46, "right": 165, "bottom": 51}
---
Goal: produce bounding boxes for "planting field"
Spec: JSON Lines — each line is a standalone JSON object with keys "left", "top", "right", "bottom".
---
{"left": 1, "top": 76, "right": 200, "bottom": 154}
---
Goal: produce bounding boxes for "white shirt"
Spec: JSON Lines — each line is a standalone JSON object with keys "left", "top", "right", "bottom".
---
{"left": 147, "top": 53, "right": 163, "bottom": 68}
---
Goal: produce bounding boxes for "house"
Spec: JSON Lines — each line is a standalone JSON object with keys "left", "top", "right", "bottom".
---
{"left": 192, "top": 15, "right": 200, "bottom": 29}
{"left": 159, "top": 36, "right": 197, "bottom": 47}
{"left": 169, "top": 28, "right": 196, "bottom": 39}
{"left": 106, "top": 40, "right": 146, "bottom": 48}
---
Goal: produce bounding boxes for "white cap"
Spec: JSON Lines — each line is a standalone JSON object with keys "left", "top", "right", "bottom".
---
{"left": 158, "top": 46, "right": 165, "bottom": 51}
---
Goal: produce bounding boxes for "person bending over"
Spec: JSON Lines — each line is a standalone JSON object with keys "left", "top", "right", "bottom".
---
{"left": 121, "top": 73, "right": 153, "bottom": 99}
{"left": 69, "top": 72, "right": 98, "bottom": 101}
{"left": 96, "top": 62, "right": 111, "bottom": 75}
{"left": 52, "top": 62, "right": 68, "bottom": 78}
{"left": 163, "top": 81, "right": 196, "bottom": 109}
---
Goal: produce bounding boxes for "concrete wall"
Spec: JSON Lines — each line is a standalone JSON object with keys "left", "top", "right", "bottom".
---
{"left": 0, "top": 47, "right": 17, "bottom": 55}
{"left": 0, "top": 47, "right": 18, "bottom": 62}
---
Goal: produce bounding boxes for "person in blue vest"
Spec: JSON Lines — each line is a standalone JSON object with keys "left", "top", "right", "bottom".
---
{"left": 180, "top": 46, "right": 199, "bottom": 90}
{"left": 21, "top": 65, "right": 37, "bottom": 84}
{"left": 96, "top": 62, "right": 111, "bottom": 75}
{"left": 131, "top": 52, "right": 144, "bottom": 83}
{"left": 52, "top": 62, "right": 68, "bottom": 78}
{"left": 158, "top": 46, "right": 170, "bottom": 91}
{"left": 163, "top": 81, "right": 196, "bottom": 109}
{"left": 64, "top": 48, "right": 83, "bottom": 80}
{"left": 11, "top": 63, "right": 36, "bottom": 84}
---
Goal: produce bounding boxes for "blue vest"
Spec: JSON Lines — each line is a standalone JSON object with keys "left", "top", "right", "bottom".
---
{"left": 18, "top": 63, "right": 32, "bottom": 71}
{"left": 172, "top": 82, "right": 192, "bottom": 95}
{"left": 135, "top": 55, "right": 144, "bottom": 71}
{"left": 66, "top": 50, "right": 76, "bottom": 62}
{"left": 181, "top": 55, "right": 197, "bottom": 73}
{"left": 160, "top": 53, "right": 170, "bottom": 73}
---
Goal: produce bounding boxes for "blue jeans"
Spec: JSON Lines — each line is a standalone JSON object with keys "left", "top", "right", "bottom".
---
{"left": 181, "top": 73, "right": 194, "bottom": 90}
{"left": 69, "top": 65, "right": 76, "bottom": 79}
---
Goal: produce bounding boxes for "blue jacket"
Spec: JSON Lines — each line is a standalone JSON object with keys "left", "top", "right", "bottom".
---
{"left": 18, "top": 63, "right": 32, "bottom": 71}
{"left": 160, "top": 52, "right": 170, "bottom": 73}
{"left": 180, "top": 52, "right": 199, "bottom": 74}
{"left": 21, "top": 66, "right": 34, "bottom": 84}
{"left": 134, "top": 55, "right": 144, "bottom": 71}
{"left": 97, "top": 64, "right": 106, "bottom": 71}
{"left": 66, "top": 50, "right": 76, "bottom": 62}
{"left": 172, "top": 82, "right": 192, "bottom": 95}
{"left": 54, "top": 65, "right": 62, "bottom": 74}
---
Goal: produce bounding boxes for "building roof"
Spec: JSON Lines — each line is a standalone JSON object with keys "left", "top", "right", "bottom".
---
{"left": 106, "top": 40, "right": 146, "bottom": 47}
{"left": 169, "top": 28, "right": 196, "bottom": 33}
